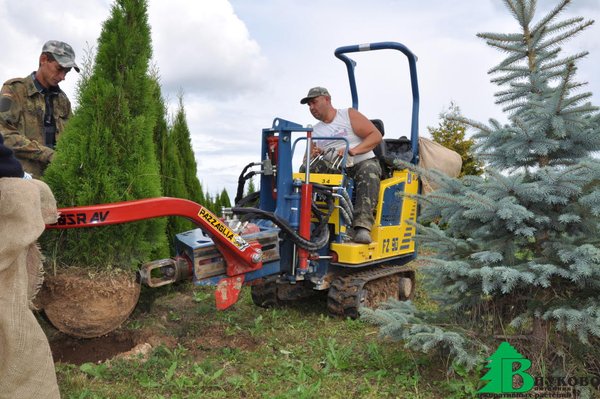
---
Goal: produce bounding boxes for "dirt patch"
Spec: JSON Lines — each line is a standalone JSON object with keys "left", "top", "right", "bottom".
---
{"left": 48, "top": 322, "right": 259, "bottom": 365}
{"left": 183, "top": 324, "right": 260, "bottom": 361}
{"left": 142, "top": 291, "right": 261, "bottom": 359}
{"left": 45, "top": 284, "right": 262, "bottom": 365}
{"left": 50, "top": 330, "right": 138, "bottom": 365}
{"left": 48, "top": 327, "right": 180, "bottom": 365}
{"left": 190, "top": 324, "right": 259, "bottom": 351}
{"left": 38, "top": 267, "right": 140, "bottom": 338}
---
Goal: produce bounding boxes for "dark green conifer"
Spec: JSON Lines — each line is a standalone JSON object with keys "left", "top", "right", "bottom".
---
{"left": 219, "top": 188, "right": 231, "bottom": 209}
{"left": 170, "top": 94, "right": 204, "bottom": 205}
{"left": 428, "top": 102, "right": 483, "bottom": 176}
{"left": 204, "top": 190, "right": 212, "bottom": 210}
{"left": 149, "top": 78, "right": 192, "bottom": 253}
{"left": 246, "top": 177, "right": 256, "bottom": 195}
{"left": 213, "top": 192, "right": 222, "bottom": 216}
{"left": 43, "top": 0, "right": 168, "bottom": 268}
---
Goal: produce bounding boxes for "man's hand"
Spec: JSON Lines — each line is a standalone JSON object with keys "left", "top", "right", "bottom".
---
{"left": 40, "top": 148, "right": 55, "bottom": 164}
{"left": 311, "top": 143, "right": 322, "bottom": 157}
{"left": 337, "top": 147, "right": 355, "bottom": 157}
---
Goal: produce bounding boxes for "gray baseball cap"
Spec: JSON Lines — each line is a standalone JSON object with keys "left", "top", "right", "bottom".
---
{"left": 42, "top": 40, "right": 80, "bottom": 73}
{"left": 300, "top": 86, "right": 330, "bottom": 104}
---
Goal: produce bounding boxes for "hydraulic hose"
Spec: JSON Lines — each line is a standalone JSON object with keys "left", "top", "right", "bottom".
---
{"left": 335, "top": 192, "right": 353, "bottom": 224}
{"left": 336, "top": 204, "right": 353, "bottom": 225}
{"left": 312, "top": 183, "right": 353, "bottom": 224}
{"left": 235, "top": 191, "right": 260, "bottom": 208}
{"left": 338, "top": 187, "right": 354, "bottom": 215}
{"left": 235, "top": 162, "right": 259, "bottom": 205}
{"left": 232, "top": 206, "right": 330, "bottom": 251}
{"left": 232, "top": 183, "right": 335, "bottom": 251}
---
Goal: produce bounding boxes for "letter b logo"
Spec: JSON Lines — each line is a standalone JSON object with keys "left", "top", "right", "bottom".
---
{"left": 501, "top": 358, "right": 535, "bottom": 393}
{"left": 478, "top": 342, "right": 535, "bottom": 394}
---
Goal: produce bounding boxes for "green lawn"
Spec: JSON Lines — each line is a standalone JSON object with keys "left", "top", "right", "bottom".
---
{"left": 52, "top": 275, "right": 481, "bottom": 399}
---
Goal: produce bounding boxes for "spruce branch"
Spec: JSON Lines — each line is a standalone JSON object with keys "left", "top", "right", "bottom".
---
{"left": 536, "top": 21, "right": 595, "bottom": 52}
{"left": 529, "top": 0, "right": 572, "bottom": 34}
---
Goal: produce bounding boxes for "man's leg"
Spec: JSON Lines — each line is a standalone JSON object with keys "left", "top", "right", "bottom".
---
{"left": 348, "top": 158, "right": 381, "bottom": 242}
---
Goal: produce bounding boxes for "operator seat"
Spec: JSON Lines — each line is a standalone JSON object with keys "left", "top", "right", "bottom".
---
{"left": 371, "top": 119, "right": 386, "bottom": 158}
{"left": 370, "top": 119, "right": 389, "bottom": 177}
{"left": 370, "top": 119, "right": 414, "bottom": 178}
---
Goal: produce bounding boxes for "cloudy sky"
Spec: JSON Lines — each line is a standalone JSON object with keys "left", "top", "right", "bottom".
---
{"left": 1, "top": 0, "right": 599, "bottom": 197}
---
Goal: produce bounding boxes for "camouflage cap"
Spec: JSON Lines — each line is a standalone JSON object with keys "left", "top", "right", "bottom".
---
{"left": 300, "top": 87, "right": 330, "bottom": 104}
{"left": 42, "top": 40, "right": 80, "bottom": 73}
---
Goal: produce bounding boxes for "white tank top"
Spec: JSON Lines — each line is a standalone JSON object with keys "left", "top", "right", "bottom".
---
{"left": 312, "top": 108, "right": 375, "bottom": 166}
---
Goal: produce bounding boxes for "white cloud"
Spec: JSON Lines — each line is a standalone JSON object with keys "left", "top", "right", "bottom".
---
{"left": 0, "top": 0, "right": 108, "bottom": 103}
{"left": 148, "top": 0, "right": 267, "bottom": 99}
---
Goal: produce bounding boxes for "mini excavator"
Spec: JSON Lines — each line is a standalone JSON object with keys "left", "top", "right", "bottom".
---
{"left": 46, "top": 41, "right": 422, "bottom": 335}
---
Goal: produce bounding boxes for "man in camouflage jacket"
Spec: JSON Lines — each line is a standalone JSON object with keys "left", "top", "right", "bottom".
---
{"left": 0, "top": 40, "right": 79, "bottom": 178}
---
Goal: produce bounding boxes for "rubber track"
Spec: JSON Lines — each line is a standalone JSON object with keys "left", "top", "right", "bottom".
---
{"left": 250, "top": 275, "right": 280, "bottom": 308}
{"left": 327, "top": 265, "right": 415, "bottom": 319}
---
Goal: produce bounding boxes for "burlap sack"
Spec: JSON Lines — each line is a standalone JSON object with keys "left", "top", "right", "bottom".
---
{"left": 417, "top": 137, "right": 462, "bottom": 194}
{"left": 0, "top": 178, "right": 60, "bottom": 399}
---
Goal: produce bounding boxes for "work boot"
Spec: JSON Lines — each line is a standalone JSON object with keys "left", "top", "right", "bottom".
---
{"left": 353, "top": 227, "right": 372, "bottom": 244}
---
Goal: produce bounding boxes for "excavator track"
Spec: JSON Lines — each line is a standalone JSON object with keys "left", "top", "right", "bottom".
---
{"left": 251, "top": 275, "right": 319, "bottom": 307}
{"left": 327, "top": 265, "right": 415, "bottom": 319}
{"left": 250, "top": 275, "right": 281, "bottom": 308}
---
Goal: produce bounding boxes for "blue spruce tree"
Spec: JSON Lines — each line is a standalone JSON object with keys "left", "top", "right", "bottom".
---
{"left": 362, "top": 0, "right": 600, "bottom": 371}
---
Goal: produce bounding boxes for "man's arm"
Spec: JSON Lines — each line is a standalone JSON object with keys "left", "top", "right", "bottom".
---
{"left": 0, "top": 88, "right": 54, "bottom": 163}
{"left": 347, "top": 108, "right": 382, "bottom": 156}
{"left": 0, "top": 130, "right": 55, "bottom": 163}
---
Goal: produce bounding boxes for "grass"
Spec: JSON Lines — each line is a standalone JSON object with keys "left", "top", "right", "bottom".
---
{"left": 53, "top": 273, "right": 482, "bottom": 398}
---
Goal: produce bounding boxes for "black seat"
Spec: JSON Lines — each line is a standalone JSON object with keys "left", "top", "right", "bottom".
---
{"left": 370, "top": 119, "right": 386, "bottom": 160}
{"left": 371, "top": 119, "right": 385, "bottom": 137}
{"left": 369, "top": 119, "right": 413, "bottom": 178}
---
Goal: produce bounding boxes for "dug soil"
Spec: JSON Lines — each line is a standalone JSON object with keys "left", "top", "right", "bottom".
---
{"left": 37, "top": 267, "right": 140, "bottom": 338}
{"left": 43, "top": 284, "right": 260, "bottom": 365}
{"left": 49, "top": 330, "right": 139, "bottom": 365}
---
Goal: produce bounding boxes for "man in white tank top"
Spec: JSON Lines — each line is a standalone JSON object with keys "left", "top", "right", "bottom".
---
{"left": 301, "top": 87, "right": 382, "bottom": 244}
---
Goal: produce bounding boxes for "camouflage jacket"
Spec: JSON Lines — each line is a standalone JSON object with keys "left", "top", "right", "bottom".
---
{"left": 0, "top": 73, "right": 72, "bottom": 178}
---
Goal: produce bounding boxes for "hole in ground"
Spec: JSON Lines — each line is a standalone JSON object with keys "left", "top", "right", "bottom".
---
{"left": 49, "top": 330, "right": 138, "bottom": 365}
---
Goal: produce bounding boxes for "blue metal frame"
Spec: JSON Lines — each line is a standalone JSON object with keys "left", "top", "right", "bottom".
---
{"left": 334, "top": 42, "right": 420, "bottom": 163}
{"left": 259, "top": 118, "right": 312, "bottom": 215}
